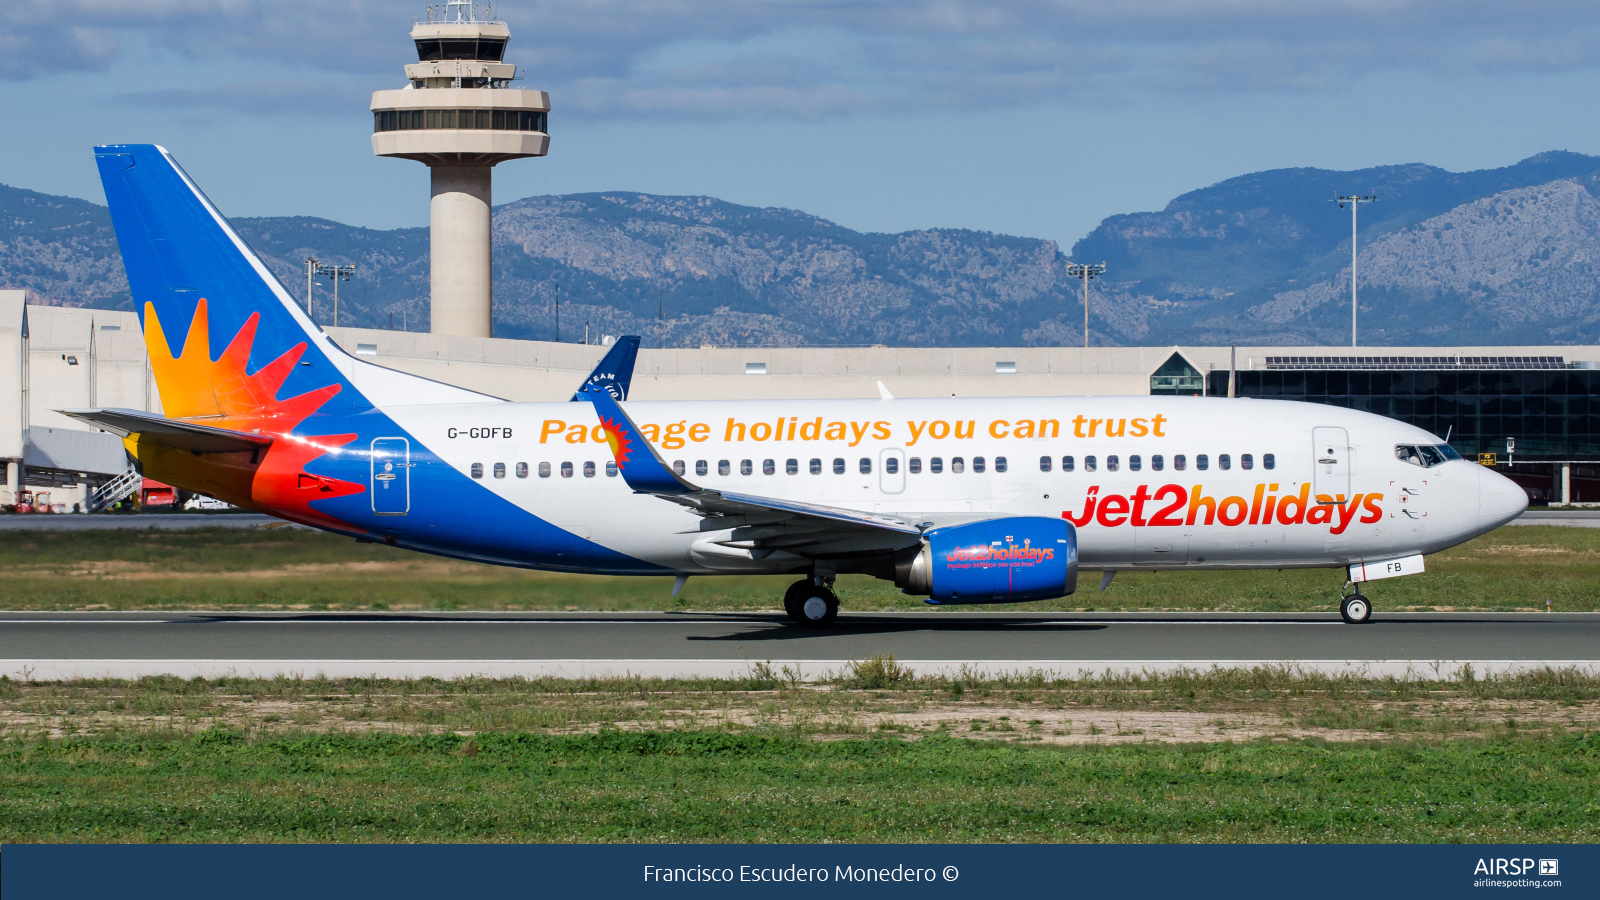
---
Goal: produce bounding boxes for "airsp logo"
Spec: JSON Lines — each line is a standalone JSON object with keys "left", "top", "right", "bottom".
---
{"left": 1474, "top": 858, "right": 1548, "bottom": 876}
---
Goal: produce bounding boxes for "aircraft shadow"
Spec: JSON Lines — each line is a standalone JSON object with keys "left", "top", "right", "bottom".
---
{"left": 686, "top": 618, "right": 1111, "bottom": 641}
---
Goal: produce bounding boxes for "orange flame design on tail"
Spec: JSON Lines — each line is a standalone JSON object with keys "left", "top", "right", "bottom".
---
{"left": 144, "top": 298, "right": 363, "bottom": 528}
{"left": 597, "top": 416, "right": 634, "bottom": 468}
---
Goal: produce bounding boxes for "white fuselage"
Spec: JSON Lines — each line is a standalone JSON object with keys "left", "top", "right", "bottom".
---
{"left": 381, "top": 395, "right": 1528, "bottom": 575}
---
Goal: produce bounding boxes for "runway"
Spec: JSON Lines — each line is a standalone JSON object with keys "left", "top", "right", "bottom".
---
{"left": 3, "top": 611, "right": 1595, "bottom": 681}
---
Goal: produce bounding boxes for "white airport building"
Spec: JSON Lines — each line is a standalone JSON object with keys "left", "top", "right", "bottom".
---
{"left": 6, "top": 287, "right": 1599, "bottom": 511}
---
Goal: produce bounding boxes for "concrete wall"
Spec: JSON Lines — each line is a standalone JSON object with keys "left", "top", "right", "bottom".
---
{"left": 321, "top": 325, "right": 1600, "bottom": 403}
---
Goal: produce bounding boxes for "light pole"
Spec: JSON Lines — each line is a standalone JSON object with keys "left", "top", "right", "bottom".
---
{"left": 554, "top": 283, "right": 560, "bottom": 343}
{"left": 303, "top": 257, "right": 321, "bottom": 317}
{"left": 317, "top": 263, "right": 355, "bottom": 327}
{"left": 1333, "top": 194, "right": 1376, "bottom": 347}
{"left": 1066, "top": 261, "right": 1106, "bottom": 349}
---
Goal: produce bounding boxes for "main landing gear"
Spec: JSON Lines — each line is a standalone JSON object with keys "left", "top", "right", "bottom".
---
{"left": 784, "top": 578, "right": 839, "bottom": 627}
{"left": 1339, "top": 588, "right": 1372, "bottom": 625}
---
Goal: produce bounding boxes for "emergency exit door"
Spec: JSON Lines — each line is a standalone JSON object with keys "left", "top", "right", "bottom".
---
{"left": 371, "top": 437, "right": 411, "bottom": 515}
{"left": 1312, "top": 426, "right": 1351, "bottom": 501}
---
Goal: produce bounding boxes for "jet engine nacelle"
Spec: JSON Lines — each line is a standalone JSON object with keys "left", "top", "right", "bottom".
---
{"left": 895, "top": 517, "right": 1078, "bottom": 604}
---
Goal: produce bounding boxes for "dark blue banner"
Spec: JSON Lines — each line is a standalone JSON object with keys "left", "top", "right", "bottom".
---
{"left": 3, "top": 843, "right": 1593, "bottom": 899}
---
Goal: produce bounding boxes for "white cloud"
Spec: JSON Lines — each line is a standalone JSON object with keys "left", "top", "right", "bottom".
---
{"left": 6, "top": 0, "right": 1600, "bottom": 117}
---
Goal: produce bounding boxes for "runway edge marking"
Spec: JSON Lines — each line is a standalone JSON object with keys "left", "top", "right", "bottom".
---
{"left": 3, "top": 659, "right": 1598, "bottom": 681}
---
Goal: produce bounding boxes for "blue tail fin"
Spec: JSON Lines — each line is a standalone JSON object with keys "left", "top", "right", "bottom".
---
{"left": 95, "top": 144, "right": 491, "bottom": 414}
{"left": 571, "top": 335, "right": 641, "bottom": 401}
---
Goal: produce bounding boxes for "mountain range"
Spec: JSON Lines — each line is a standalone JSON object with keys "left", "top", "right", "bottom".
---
{"left": 7, "top": 150, "right": 1600, "bottom": 347}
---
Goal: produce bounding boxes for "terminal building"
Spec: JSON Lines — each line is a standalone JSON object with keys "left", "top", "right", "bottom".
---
{"left": 3, "top": 288, "right": 1596, "bottom": 510}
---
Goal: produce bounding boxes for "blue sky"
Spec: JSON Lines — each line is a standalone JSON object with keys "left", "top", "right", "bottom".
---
{"left": 7, "top": 1, "right": 1600, "bottom": 249}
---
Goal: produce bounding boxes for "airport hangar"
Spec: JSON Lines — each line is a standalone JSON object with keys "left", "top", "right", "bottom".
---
{"left": 3, "top": 286, "right": 1598, "bottom": 511}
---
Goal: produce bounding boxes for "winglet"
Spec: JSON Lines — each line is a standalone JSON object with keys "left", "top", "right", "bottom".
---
{"left": 580, "top": 384, "right": 697, "bottom": 494}
{"left": 877, "top": 380, "right": 894, "bottom": 400}
{"left": 571, "top": 335, "right": 641, "bottom": 401}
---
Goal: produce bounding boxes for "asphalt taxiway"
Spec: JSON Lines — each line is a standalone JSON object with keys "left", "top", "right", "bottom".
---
{"left": 2, "top": 610, "right": 1594, "bottom": 681}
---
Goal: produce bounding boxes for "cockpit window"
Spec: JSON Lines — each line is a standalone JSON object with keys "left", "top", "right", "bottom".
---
{"left": 1396, "top": 444, "right": 1457, "bottom": 468}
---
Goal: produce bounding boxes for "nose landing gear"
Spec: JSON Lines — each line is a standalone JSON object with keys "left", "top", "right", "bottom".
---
{"left": 1339, "top": 588, "right": 1372, "bottom": 625}
{"left": 784, "top": 577, "right": 839, "bottom": 627}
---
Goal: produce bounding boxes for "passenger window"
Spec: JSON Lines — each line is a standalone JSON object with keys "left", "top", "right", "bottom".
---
{"left": 696, "top": 460, "right": 709, "bottom": 476}
{"left": 951, "top": 457, "right": 965, "bottom": 473}
{"left": 810, "top": 458, "right": 822, "bottom": 474}
{"left": 493, "top": 462, "right": 506, "bottom": 479}
{"left": 1084, "top": 455, "right": 1096, "bottom": 472}
{"left": 786, "top": 458, "right": 798, "bottom": 475}
{"left": 740, "top": 459, "right": 753, "bottom": 475}
{"left": 516, "top": 462, "right": 528, "bottom": 478}
{"left": 995, "top": 456, "right": 1007, "bottom": 473}
{"left": 560, "top": 462, "right": 573, "bottom": 478}
{"left": 538, "top": 462, "right": 551, "bottom": 478}
{"left": 1062, "top": 456, "right": 1075, "bottom": 472}
{"left": 673, "top": 460, "right": 685, "bottom": 476}
{"left": 910, "top": 457, "right": 922, "bottom": 474}
{"left": 719, "top": 460, "right": 731, "bottom": 476}
{"left": 763, "top": 459, "right": 775, "bottom": 475}
{"left": 1039, "top": 456, "right": 1052, "bottom": 472}
{"left": 886, "top": 457, "right": 899, "bottom": 474}
{"left": 1129, "top": 455, "right": 1141, "bottom": 472}
{"left": 931, "top": 457, "right": 944, "bottom": 474}
{"left": 1174, "top": 454, "right": 1186, "bottom": 471}
{"left": 583, "top": 461, "right": 595, "bottom": 478}
{"left": 1264, "top": 453, "right": 1275, "bottom": 470}
{"left": 973, "top": 457, "right": 986, "bottom": 474}
{"left": 605, "top": 461, "right": 618, "bottom": 477}
{"left": 1241, "top": 454, "right": 1254, "bottom": 470}
{"left": 1107, "top": 455, "right": 1120, "bottom": 472}
{"left": 859, "top": 458, "right": 872, "bottom": 474}
{"left": 1219, "top": 454, "right": 1232, "bottom": 470}
{"left": 833, "top": 458, "right": 845, "bottom": 474}
{"left": 1197, "top": 454, "right": 1209, "bottom": 471}
{"left": 1152, "top": 455, "right": 1164, "bottom": 471}
{"left": 471, "top": 462, "right": 483, "bottom": 479}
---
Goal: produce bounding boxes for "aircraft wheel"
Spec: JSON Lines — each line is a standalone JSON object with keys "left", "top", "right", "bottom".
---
{"left": 1340, "top": 592, "right": 1372, "bottom": 625}
{"left": 788, "top": 586, "right": 839, "bottom": 627}
{"left": 782, "top": 580, "right": 811, "bottom": 620}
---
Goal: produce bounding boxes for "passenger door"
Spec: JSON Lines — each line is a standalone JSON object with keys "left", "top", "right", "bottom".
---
{"left": 1312, "top": 427, "right": 1351, "bottom": 501}
{"left": 371, "top": 437, "right": 411, "bottom": 516}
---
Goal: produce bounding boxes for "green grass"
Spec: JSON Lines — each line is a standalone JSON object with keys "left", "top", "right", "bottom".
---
{"left": 0, "top": 524, "right": 1595, "bottom": 612}
{"left": 3, "top": 729, "right": 1595, "bottom": 843}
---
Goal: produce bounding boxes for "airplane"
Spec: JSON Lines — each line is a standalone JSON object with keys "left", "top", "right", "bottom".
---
{"left": 65, "top": 145, "right": 1529, "bottom": 628}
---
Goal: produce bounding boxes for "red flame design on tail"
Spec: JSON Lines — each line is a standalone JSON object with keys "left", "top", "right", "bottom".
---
{"left": 145, "top": 298, "right": 363, "bottom": 529}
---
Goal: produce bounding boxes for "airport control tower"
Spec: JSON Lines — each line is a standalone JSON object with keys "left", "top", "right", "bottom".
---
{"left": 371, "top": 1, "right": 549, "bottom": 337}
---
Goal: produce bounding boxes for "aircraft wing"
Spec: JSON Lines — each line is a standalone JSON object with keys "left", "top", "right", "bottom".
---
{"left": 579, "top": 386, "right": 924, "bottom": 549}
{"left": 59, "top": 408, "right": 273, "bottom": 455}
{"left": 570, "top": 336, "right": 641, "bottom": 401}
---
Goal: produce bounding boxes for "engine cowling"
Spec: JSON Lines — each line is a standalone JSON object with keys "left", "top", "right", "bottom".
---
{"left": 895, "top": 517, "right": 1078, "bottom": 604}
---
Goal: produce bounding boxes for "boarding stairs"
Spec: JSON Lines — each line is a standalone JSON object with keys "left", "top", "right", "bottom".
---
{"left": 87, "top": 465, "right": 141, "bottom": 513}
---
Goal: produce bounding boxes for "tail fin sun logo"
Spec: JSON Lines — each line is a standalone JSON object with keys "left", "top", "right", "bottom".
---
{"left": 141, "top": 297, "right": 363, "bottom": 527}
{"left": 598, "top": 416, "right": 634, "bottom": 468}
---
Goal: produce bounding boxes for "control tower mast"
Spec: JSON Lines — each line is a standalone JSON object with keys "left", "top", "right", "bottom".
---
{"left": 371, "top": 1, "right": 549, "bottom": 338}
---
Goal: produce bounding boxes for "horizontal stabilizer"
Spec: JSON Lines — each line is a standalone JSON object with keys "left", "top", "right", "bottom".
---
{"left": 58, "top": 408, "right": 273, "bottom": 454}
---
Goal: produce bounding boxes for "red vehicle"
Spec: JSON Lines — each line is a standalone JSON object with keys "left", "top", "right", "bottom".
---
{"left": 141, "top": 479, "right": 179, "bottom": 509}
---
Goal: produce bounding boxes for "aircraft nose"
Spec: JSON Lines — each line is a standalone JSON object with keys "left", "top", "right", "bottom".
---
{"left": 1477, "top": 463, "right": 1528, "bottom": 530}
